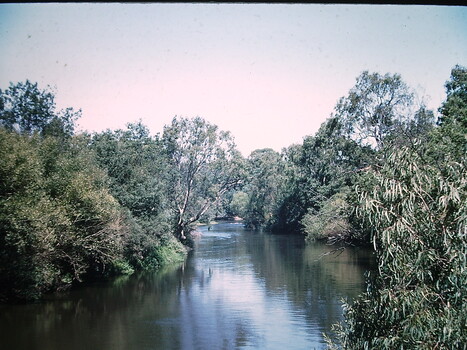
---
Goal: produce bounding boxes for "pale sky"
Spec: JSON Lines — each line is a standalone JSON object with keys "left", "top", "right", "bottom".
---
{"left": 1, "top": 3, "right": 466, "bottom": 156}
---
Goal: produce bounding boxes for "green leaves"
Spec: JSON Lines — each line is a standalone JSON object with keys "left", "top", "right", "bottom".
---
{"left": 335, "top": 71, "right": 434, "bottom": 151}
{"left": 0, "top": 130, "right": 126, "bottom": 301}
{"left": 0, "top": 80, "right": 80, "bottom": 137}
{"left": 162, "top": 116, "right": 244, "bottom": 241}
{"left": 301, "top": 190, "right": 351, "bottom": 242}
{"left": 331, "top": 66, "right": 467, "bottom": 349}
{"left": 90, "top": 122, "right": 183, "bottom": 269}
{"left": 241, "top": 148, "right": 287, "bottom": 230}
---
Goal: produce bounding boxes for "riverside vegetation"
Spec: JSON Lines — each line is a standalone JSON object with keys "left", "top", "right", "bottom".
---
{"left": 1, "top": 65, "right": 465, "bottom": 348}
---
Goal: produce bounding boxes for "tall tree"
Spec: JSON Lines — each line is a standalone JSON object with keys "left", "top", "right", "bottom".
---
{"left": 275, "top": 117, "right": 372, "bottom": 235}
{"left": 243, "top": 148, "right": 287, "bottom": 230}
{"left": 299, "top": 117, "right": 372, "bottom": 206}
{"left": 0, "top": 131, "right": 125, "bottom": 300}
{"left": 162, "top": 116, "right": 244, "bottom": 242}
{"left": 91, "top": 122, "right": 167, "bottom": 220}
{"left": 335, "top": 71, "right": 415, "bottom": 149}
{"left": 0, "top": 80, "right": 80, "bottom": 137}
{"left": 436, "top": 64, "right": 467, "bottom": 160}
{"left": 330, "top": 65, "right": 467, "bottom": 349}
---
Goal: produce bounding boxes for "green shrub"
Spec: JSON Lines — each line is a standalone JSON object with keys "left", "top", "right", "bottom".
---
{"left": 302, "top": 191, "right": 351, "bottom": 242}
{"left": 141, "top": 238, "right": 187, "bottom": 270}
{"left": 0, "top": 131, "right": 127, "bottom": 301}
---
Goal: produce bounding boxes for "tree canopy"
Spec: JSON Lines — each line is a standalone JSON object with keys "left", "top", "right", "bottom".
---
{"left": 328, "top": 65, "right": 467, "bottom": 349}
{"left": 162, "top": 116, "right": 244, "bottom": 242}
{"left": 0, "top": 80, "right": 80, "bottom": 138}
{"left": 335, "top": 71, "right": 418, "bottom": 149}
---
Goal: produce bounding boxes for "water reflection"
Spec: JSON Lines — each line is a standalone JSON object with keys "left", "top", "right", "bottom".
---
{"left": 0, "top": 222, "right": 374, "bottom": 350}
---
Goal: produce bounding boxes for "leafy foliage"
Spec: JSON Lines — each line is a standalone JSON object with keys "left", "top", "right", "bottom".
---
{"left": 90, "top": 121, "right": 185, "bottom": 270}
{"left": 301, "top": 190, "right": 351, "bottom": 242}
{"left": 0, "top": 131, "right": 125, "bottom": 301}
{"left": 330, "top": 65, "right": 467, "bottom": 349}
{"left": 162, "top": 116, "right": 244, "bottom": 242}
{"left": 0, "top": 82, "right": 187, "bottom": 301}
{"left": 335, "top": 71, "right": 414, "bottom": 149}
{"left": 272, "top": 117, "right": 372, "bottom": 235}
{"left": 228, "top": 191, "right": 249, "bottom": 218}
{"left": 0, "top": 80, "right": 80, "bottom": 138}
{"left": 241, "top": 148, "right": 287, "bottom": 229}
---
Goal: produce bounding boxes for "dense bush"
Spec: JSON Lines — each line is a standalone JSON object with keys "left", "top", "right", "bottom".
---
{"left": 0, "top": 83, "right": 188, "bottom": 302}
{"left": 90, "top": 122, "right": 185, "bottom": 269}
{"left": 0, "top": 131, "right": 126, "bottom": 300}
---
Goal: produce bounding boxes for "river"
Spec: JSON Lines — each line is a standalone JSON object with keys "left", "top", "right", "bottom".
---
{"left": 0, "top": 222, "right": 374, "bottom": 350}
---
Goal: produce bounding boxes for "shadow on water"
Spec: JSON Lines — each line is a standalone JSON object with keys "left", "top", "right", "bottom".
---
{"left": 0, "top": 222, "right": 374, "bottom": 350}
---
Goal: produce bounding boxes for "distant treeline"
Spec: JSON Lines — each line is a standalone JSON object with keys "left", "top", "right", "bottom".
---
{"left": 1, "top": 65, "right": 466, "bottom": 348}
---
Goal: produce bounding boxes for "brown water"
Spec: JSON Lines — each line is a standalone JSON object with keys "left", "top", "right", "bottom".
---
{"left": 0, "top": 222, "right": 374, "bottom": 350}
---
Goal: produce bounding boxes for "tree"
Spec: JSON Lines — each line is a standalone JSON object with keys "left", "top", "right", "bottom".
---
{"left": 91, "top": 121, "right": 185, "bottom": 270}
{"left": 243, "top": 148, "right": 287, "bottom": 230}
{"left": 330, "top": 65, "right": 467, "bottom": 349}
{"left": 436, "top": 64, "right": 467, "bottom": 160}
{"left": 300, "top": 117, "right": 372, "bottom": 205}
{"left": 301, "top": 190, "right": 351, "bottom": 242}
{"left": 91, "top": 122, "right": 168, "bottom": 220}
{"left": 0, "top": 131, "right": 125, "bottom": 300}
{"left": 332, "top": 142, "right": 466, "bottom": 349}
{"left": 162, "top": 116, "right": 244, "bottom": 242}
{"left": 0, "top": 80, "right": 80, "bottom": 137}
{"left": 275, "top": 117, "right": 372, "bottom": 235}
{"left": 335, "top": 71, "right": 415, "bottom": 149}
{"left": 273, "top": 143, "right": 305, "bottom": 233}
{"left": 228, "top": 191, "right": 249, "bottom": 218}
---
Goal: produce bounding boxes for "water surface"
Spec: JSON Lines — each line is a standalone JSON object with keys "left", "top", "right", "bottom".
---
{"left": 0, "top": 222, "right": 374, "bottom": 349}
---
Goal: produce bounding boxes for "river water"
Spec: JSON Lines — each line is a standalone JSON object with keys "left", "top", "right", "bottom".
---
{"left": 0, "top": 222, "right": 374, "bottom": 350}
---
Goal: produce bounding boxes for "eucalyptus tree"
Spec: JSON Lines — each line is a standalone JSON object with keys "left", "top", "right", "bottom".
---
{"left": 0, "top": 80, "right": 80, "bottom": 138}
{"left": 436, "top": 64, "right": 467, "bottom": 160}
{"left": 0, "top": 81, "right": 129, "bottom": 300}
{"left": 162, "top": 116, "right": 244, "bottom": 242}
{"left": 335, "top": 71, "right": 420, "bottom": 150}
{"left": 0, "top": 130, "right": 126, "bottom": 301}
{"left": 299, "top": 116, "right": 372, "bottom": 206}
{"left": 91, "top": 122, "right": 168, "bottom": 220}
{"left": 243, "top": 148, "right": 287, "bottom": 230}
{"left": 330, "top": 65, "right": 467, "bottom": 349}
{"left": 274, "top": 117, "right": 372, "bottom": 236}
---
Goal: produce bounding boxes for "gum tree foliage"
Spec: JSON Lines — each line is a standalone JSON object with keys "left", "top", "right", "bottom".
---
{"left": 228, "top": 191, "right": 249, "bottom": 218}
{"left": 299, "top": 117, "right": 372, "bottom": 209}
{"left": 162, "top": 116, "right": 244, "bottom": 242}
{"left": 329, "top": 66, "right": 466, "bottom": 349}
{"left": 335, "top": 71, "right": 425, "bottom": 150}
{"left": 242, "top": 148, "right": 287, "bottom": 230}
{"left": 301, "top": 190, "right": 352, "bottom": 242}
{"left": 91, "top": 122, "right": 168, "bottom": 220}
{"left": 436, "top": 64, "right": 467, "bottom": 160}
{"left": 0, "top": 80, "right": 80, "bottom": 138}
{"left": 273, "top": 143, "right": 306, "bottom": 233}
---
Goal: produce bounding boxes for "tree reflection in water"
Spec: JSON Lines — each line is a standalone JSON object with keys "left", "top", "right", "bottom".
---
{"left": 0, "top": 222, "right": 374, "bottom": 350}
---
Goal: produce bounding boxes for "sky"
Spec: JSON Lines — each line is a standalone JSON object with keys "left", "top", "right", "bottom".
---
{"left": 1, "top": 3, "right": 466, "bottom": 156}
